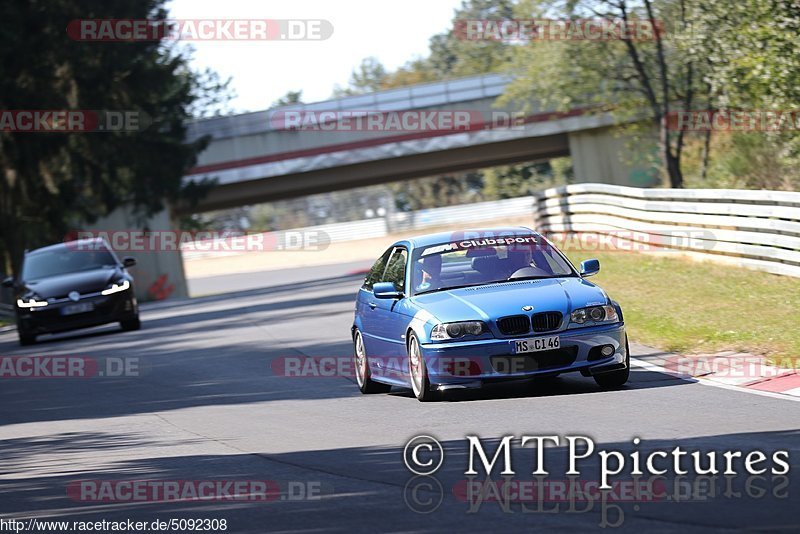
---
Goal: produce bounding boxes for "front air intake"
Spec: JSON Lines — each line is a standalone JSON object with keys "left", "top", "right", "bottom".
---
{"left": 531, "top": 311, "right": 562, "bottom": 332}
{"left": 497, "top": 315, "right": 530, "bottom": 336}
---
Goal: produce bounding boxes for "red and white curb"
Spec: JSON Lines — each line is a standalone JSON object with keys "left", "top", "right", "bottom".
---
{"left": 632, "top": 351, "right": 800, "bottom": 402}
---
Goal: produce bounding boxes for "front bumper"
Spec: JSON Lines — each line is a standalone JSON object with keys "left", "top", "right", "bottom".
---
{"left": 16, "top": 290, "right": 138, "bottom": 335}
{"left": 420, "top": 323, "right": 627, "bottom": 387}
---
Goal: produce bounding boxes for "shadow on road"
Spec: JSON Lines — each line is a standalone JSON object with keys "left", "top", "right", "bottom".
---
{"left": 0, "top": 431, "right": 797, "bottom": 532}
{"left": 0, "top": 272, "right": 688, "bottom": 426}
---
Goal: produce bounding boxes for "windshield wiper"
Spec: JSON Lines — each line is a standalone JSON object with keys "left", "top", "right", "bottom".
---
{"left": 416, "top": 282, "right": 487, "bottom": 295}
{"left": 505, "top": 275, "right": 559, "bottom": 282}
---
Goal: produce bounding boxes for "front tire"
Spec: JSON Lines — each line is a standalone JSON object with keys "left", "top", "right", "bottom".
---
{"left": 593, "top": 336, "right": 630, "bottom": 389}
{"left": 120, "top": 316, "right": 141, "bottom": 331}
{"left": 408, "top": 332, "right": 438, "bottom": 402}
{"left": 353, "top": 329, "right": 391, "bottom": 394}
{"left": 18, "top": 332, "right": 36, "bottom": 346}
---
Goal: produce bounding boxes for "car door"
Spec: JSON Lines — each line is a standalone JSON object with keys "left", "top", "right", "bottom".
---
{"left": 358, "top": 247, "right": 392, "bottom": 367}
{"left": 371, "top": 246, "right": 410, "bottom": 378}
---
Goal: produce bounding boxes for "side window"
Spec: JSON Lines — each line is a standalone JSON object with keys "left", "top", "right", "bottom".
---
{"left": 363, "top": 248, "right": 392, "bottom": 290}
{"left": 382, "top": 248, "right": 408, "bottom": 292}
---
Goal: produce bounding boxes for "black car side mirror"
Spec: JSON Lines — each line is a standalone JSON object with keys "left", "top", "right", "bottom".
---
{"left": 1, "top": 276, "right": 14, "bottom": 288}
{"left": 122, "top": 257, "right": 137, "bottom": 268}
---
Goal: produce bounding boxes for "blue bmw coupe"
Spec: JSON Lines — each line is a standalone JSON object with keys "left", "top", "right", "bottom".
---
{"left": 352, "top": 227, "right": 629, "bottom": 401}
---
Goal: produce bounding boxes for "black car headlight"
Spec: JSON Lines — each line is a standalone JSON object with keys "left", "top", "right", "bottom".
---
{"left": 101, "top": 279, "right": 130, "bottom": 296}
{"left": 17, "top": 295, "right": 48, "bottom": 308}
{"left": 570, "top": 305, "right": 618, "bottom": 325}
{"left": 431, "top": 321, "right": 487, "bottom": 340}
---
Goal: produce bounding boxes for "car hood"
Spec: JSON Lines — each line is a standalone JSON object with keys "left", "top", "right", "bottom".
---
{"left": 24, "top": 268, "right": 119, "bottom": 298}
{"left": 409, "top": 278, "right": 608, "bottom": 323}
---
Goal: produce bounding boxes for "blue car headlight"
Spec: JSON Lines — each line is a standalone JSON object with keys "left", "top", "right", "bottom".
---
{"left": 570, "top": 305, "right": 618, "bottom": 325}
{"left": 431, "top": 321, "right": 487, "bottom": 340}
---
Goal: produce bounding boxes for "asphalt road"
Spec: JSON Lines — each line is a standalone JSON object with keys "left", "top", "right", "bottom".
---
{"left": 1, "top": 264, "right": 798, "bottom": 533}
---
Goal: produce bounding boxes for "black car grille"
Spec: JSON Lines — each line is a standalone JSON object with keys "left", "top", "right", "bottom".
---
{"left": 532, "top": 311, "right": 562, "bottom": 332}
{"left": 497, "top": 315, "right": 530, "bottom": 336}
{"left": 491, "top": 346, "right": 578, "bottom": 374}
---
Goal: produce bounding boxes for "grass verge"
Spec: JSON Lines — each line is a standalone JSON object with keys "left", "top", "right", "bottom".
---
{"left": 563, "top": 248, "right": 800, "bottom": 365}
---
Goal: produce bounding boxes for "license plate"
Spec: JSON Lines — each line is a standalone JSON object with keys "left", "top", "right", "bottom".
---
{"left": 512, "top": 335, "right": 560, "bottom": 354}
{"left": 61, "top": 302, "right": 94, "bottom": 315}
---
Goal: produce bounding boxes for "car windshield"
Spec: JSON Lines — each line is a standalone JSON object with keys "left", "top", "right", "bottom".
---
{"left": 22, "top": 246, "right": 117, "bottom": 280}
{"left": 411, "top": 235, "right": 575, "bottom": 295}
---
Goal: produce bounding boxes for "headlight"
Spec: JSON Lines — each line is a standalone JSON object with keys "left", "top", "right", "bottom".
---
{"left": 570, "top": 305, "right": 618, "bottom": 325}
{"left": 17, "top": 297, "right": 48, "bottom": 308}
{"left": 431, "top": 321, "right": 486, "bottom": 340}
{"left": 101, "top": 279, "right": 130, "bottom": 295}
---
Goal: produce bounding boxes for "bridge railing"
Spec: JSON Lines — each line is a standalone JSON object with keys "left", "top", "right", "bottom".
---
{"left": 533, "top": 183, "right": 800, "bottom": 278}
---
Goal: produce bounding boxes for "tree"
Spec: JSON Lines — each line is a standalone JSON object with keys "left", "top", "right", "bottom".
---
{"left": 334, "top": 0, "right": 516, "bottom": 95}
{"left": 0, "top": 0, "right": 226, "bottom": 274}
{"left": 503, "top": 0, "right": 800, "bottom": 190}
{"left": 678, "top": 0, "right": 800, "bottom": 189}
{"left": 333, "top": 57, "right": 389, "bottom": 97}
{"left": 272, "top": 90, "right": 304, "bottom": 107}
{"left": 502, "top": 0, "right": 706, "bottom": 188}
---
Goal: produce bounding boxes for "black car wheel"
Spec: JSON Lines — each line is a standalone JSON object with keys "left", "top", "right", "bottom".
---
{"left": 408, "top": 332, "right": 439, "bottom": 402}
{"left": 353, "top": 329, "right": 390, "bottom": 394}
{"left": 593, "top": 336, "right": 630, "bottom": 389}
{"left": 120, "top": 316, "right": 141, "bottom": 331}
{"left": 18, "top": 332, "right": 36, "bottom": 346}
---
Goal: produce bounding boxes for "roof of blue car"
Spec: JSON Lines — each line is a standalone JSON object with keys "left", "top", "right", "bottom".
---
{"left": 406, "top": 226, "right": 539, "bottom": 248}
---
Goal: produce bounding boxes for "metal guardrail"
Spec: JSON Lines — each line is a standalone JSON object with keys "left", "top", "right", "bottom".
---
{"left": 533, "top": 183, "right": 800, "bottom": 278}
{"left": 180, "top": 196, "right": 534, "bottom": 261}
{"left": 182, "top": 183, "right": 800, "bottom": 279}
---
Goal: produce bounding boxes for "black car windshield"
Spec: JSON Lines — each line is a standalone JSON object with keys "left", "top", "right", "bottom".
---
{"left": 22, "top": 247, "right": 117, "bottom": 280}
{"left": 412, "top": 235, "right": 575, "bottom": 295}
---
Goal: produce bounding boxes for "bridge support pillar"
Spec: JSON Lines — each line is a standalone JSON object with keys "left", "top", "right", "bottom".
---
{"left": 83, "top": 206, "right": 189, "bottom": 302}
{"left": 568, "top": 126, "right": 660, "bottom": 187}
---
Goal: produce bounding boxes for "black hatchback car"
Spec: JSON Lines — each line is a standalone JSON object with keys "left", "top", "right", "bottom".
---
{"left": 2, "top": 238, "right": 140, "bottom": 345}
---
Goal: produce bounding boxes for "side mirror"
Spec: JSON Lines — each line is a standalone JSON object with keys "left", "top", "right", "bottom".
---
{"left": 1, "top": 276, "right": 14, "bottom": 288}
{"left": 579, "top": 259, "right": 600, "bottom": 277}
{"left": 373, "top": 281, "right": 403, "bottom": 299}
{"left": 122, "top": 257, "right": 137, "bottom": 268}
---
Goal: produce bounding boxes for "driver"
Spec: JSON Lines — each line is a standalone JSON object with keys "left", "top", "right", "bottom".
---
{"left": 415, "top": 254, "right": 442, "bottom": 292}
{"left": 505, "top": 246, "right": 533, "bottom": 275}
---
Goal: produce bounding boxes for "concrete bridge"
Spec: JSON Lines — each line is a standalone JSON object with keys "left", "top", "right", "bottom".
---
{"left": 181, "top": 74, "right": 657, "bottom": 213}
{"left": 106, "top": 74, "right": 657, "bottom": 302}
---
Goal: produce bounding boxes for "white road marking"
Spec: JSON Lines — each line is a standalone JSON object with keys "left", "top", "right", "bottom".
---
{"left": 631, "top": 357, "right": 800, "bottom": 403}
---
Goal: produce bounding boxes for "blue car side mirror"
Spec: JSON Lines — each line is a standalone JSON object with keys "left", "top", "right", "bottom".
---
{"left": 373, "top": 282, "right": 403, "bottom": 299}
{"left": 580, "top": 259, "right": 600, "bottom": 277}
